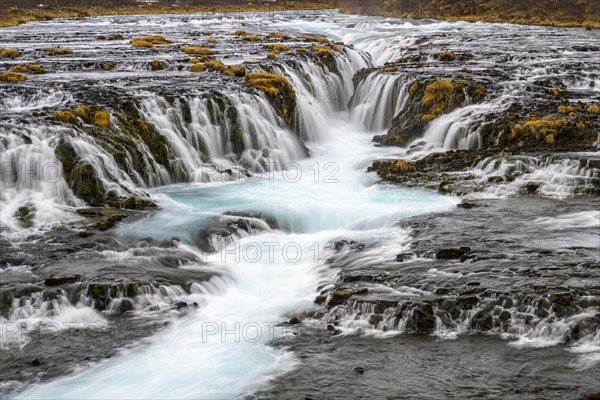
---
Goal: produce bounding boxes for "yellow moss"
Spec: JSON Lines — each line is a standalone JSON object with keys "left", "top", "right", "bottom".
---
{"left": 150, "top": 59, "right": 164, "bottom": 70}
{"left": 545, "top": 134, "right": 555, "bottom": 145}
{"left": 439, "top": 51, "right": 456, "bottom": 61}
{"left": 243, "top": 35, "right": 262, "bottom": 41}
{"left": 576, "top": 122, "right": 585, "bottom": 129}
{"left": 263, "top": 43, "right": 290, "bottom": 53}
{"left": 242, "top": 61, "right": 257, "bottom": 65}
{"left": 558, "top": 105, "right": 575, "bottom": 114}
{"left": 207, "top": 38, "right": 218, "bottom": 44}
{"left": 188, "top": 57, "right": 200, "bottom": 64}
{"left": 420, "top": 80, "right": 455, "bottom": 117}
{"left": 383, "top": 67, "right": 398, "bottom": 73}
{"left": 42, "top": 47, "right": 73, "bottom": 54}
{"left": 267, "top": 52, "right": 277, "bottom": 59}
{"left": 130, "top": 39, "right": 154, "bottom": 48}
{"left": 550, "top": 87, "right": 561, "bottom": 97}
{"left": 233, "top": 29, "right": 247, "bottom": 36}
{"left": 393, "top": 160, "right": 416, "bottom": 172}
{"left": 587, "top": 103, "right": 600, "bottom": 114}
{"left": 0, "top": 72, "right": 27, "bottom": 82}
{"left": 332, "top": 44, "right": 340, "bottom": 52}
{"left": 11, "top": 65, "right": 27, "bottom": 73}
{"left": 105, "top": 63, "right": 115, "bottom": 70}
{"left": 515, "top": 116, "right": 567, "bottom": 139}
{"left": 299, "top": 35, "right": 329, "bottom": 43}
{"left": 204, "top": 59, "right": 224, "bottom": 71}
{"left": 135, "top": 119, "right": 150, "bottom": 135}
{"left": 94, "top": 110, "right": 110, "bottom": 128}
{"left": 189, "top": 63, "right": 204, "bottom": 72}
{"left": 75, "top": 105, "right": 89, "bottom": 121}
{"left": 181, "top": 46, "right": 213, "bottom": 55}
{"left": 0, "top": 48, "right": 20, "bottom": 58}
{"left": 54, "top": 110, "right": 76, "bottom": 124}
{"left": 222, "top": 65, "right": 246, "bottom": 77}
{"left": 296, "top": 47, "right": 308, "bottom": 53}
{"left": 26, "top": 64, "right": 45, "bottom": 74}
{"left": 267, "top": 32, "right": 284, "bottom": 39}
{"left": 245, "top": 72, "right": 293, "bottom": 98}
{"left": 130, "top": 35, "right": 171, "bottom": 49}
{"left": 312, "top": 45, "right": 333, "bottom": 59}
{"left": 420, "top": 114, "right": 437, "bottom": 122}
{"left": 472, "top": 85, "right": 485, "bottom": 99}
{"left": 409, "top": 81, "right": 420, "bottom": 97}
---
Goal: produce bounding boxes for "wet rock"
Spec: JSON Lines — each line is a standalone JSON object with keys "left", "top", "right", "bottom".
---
{"left": 327, "top": 287, "right": 369, "bottom": 307}
{"left": 525, "top": 182, "right": 539, "bottom": 193}
{"left": 174, "top": 301, "right": 188, "bottom": 309}
{"left": 44, "top": 275, "right": 79, "bottom": 286}
{"left": 458, "top": 199, "right": 477, "bottom": 209}
{"left": 289, "top": 317, "right": 301, "bottom": 325}
{"left": 436, "top": 247, "right": 471, "bottom": 260}
{"left": 353, "top": 366, "right": 365, "bottom": 374}
{"left": 406, "top": 303, "right": 436, "bottom": 333}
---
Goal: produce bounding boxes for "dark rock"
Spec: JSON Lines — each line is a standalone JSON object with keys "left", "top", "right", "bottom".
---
{"left": 525, "top": 182, "right": 539, "bottom": 193}
{"left": 175, "top": 301, "right": 188, "bottom": 309}
{"left": 289, "top": 317, "right": 301, "bottom": 325}
{"left": 29, "top": 358, "right": 41, "bottom": 367}
{"left": 436, "top": 247, "right": 471, "bottom": 260}
{"left": 353, "top": 366, "right": 365, "bottom": 374}
{"left": 458, "top": 200, "right": 477, "bottom": 209}
{"left": 45, "top": 275, "right": 79, "bottom": 286}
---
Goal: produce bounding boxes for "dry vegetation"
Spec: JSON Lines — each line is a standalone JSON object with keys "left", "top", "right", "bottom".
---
{"left": 339, "top": 0, "right": 600, "bottom": 29}
{"left": 0, "top": 0, "right": 339, "bottom": 28}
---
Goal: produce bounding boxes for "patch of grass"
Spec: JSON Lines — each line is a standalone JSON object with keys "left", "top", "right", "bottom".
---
{"left": 409, "top": 81, "right": 420, "bottom": 97}
{"left": 150, "top": 59, "right": 164, "bottom": 70}
{"left": 0, "top": 48, "right": 20, "bottom": 58}
{"left": 587, "top": 103, "right": 600, "bottom": 113}
{"left": 1, "top": 72, "right": 27, "bottom": 82}
{"left": 439, "top": 51, "right": 456, "bottom": 61}
{"left": 94, "top": 110, "right": 110, "bottom": 128}
{"left": 75, "top": 105, "right": 90, "bottom": 121}
{"left": 189, "top": 63, "right": 205, "bottom": 72}
{"left": 26, "top": 64, "right": 45, "bottom": 73}
{"left": 312, "top": 45, "right": 333, "bottom": 59}
{"left": 54, "top": 110, "right": 76, "bottom": 123}
{"left": 558, "top": 105, "right": 575, "bottom": 114}
{"left": 181, "top": 46, "right": 213, "bottom": 55}
{"left": 188, "top": 57, "right": 200, "bottom": 64}
{"left": 42, "top": 47, "right": 73, "bottom": 54}
{"left": 263, "top": 44, "right": 290, "bottom": 53}
{"left": 204, "top": 59, "right": 224, "bottom": 71}
{"left": 245, "top": 72, "right": 294, "bottom": 98}
{"left": 420, "top": 80, "right": 455, "bottom": 118}
{"left": 393, "top": 160, "right": 416, "bottom": 172}
{"left": 130, "top": 35, "right": 171, "bottom": 48}
{"left": 298, "top": 35, "right": 329, "bottom": 43}
{"left": 223, "top": 65, "right": 246, "bottom": 77}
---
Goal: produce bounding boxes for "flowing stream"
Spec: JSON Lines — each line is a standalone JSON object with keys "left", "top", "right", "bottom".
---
{"left": 1, "top": 10, "right": 598, "bottom": 399}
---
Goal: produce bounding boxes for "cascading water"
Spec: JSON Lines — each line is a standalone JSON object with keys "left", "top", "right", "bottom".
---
{"left": 2, "top": 10, "right": 599, "bottom": 400}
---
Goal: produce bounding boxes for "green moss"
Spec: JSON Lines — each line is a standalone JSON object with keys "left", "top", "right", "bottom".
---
{"left": 383, "top": 67, "right": 398, "bottom": 73}
{"left": 409, "top": 81, "right": 420, "bottom": 97}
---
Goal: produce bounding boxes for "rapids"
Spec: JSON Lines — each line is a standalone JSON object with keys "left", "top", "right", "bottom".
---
{"left": 1, "top": 9, "right": 598, "bottom": 400}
